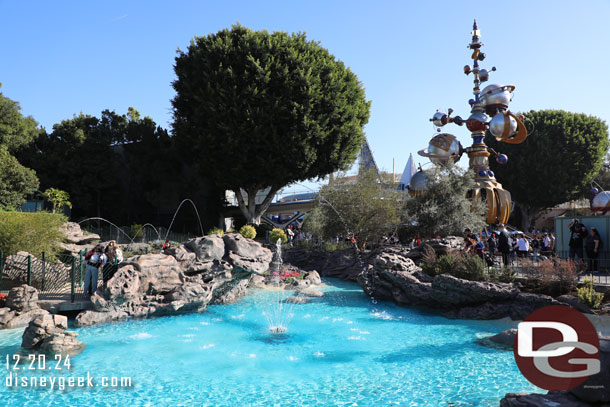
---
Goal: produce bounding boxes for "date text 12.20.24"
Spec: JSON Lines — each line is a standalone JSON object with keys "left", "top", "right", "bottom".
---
{"left": 6, "top": 354, "right": 71, "bottom": 370}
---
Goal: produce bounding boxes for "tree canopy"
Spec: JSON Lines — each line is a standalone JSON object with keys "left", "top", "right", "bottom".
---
{"left": 0, "top": 146, "right": 39, "bottom": 210}
{"left": 0, "top": 89, "right": 40, "bottom": 152}
{"left": 486, "top": 110, "right": 609, "bottom": 229}
{"left": 171, "top": 25, "right": 371, "bottom": 224}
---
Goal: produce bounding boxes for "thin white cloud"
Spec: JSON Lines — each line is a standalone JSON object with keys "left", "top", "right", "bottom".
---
{"left": 112, "top": 14, "right": 128, "bottom": 22}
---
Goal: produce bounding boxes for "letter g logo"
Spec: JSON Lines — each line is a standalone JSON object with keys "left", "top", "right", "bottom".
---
{"left": 513, "top": 306, "right": 600, "bottom": 390}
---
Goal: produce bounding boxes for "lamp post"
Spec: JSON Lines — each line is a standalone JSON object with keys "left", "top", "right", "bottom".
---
{"left": 416, "top": 20, "right": 528, "bottom": 224}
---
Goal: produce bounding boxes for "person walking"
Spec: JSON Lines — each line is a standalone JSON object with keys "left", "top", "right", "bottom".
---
{"left": 585, "top": 227, "right": 602, "bottom": 272}
{"left": 84, "top": 245, "right": 107, "bottom": 298}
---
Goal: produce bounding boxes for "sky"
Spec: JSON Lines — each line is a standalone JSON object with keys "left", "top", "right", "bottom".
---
{"left": 1, "top": 0, "right": 609, "bottom": 194}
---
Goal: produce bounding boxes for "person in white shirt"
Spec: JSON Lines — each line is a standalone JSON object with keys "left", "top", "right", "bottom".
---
{"left": 516, "top": 234, "right": 530, "bottom": 258}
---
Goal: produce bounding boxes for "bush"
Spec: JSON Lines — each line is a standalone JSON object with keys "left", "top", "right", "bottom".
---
{"left": 207, "top": 227, "right": 224, "bottom": 236}
{"left": 499, "top": 267, "right": 517, "bottom": 283}
{"left": 239, "top": 224, "right": 257, "bottom": 239}
{"left": 578, "top": 275, "right": 604, "bottom": 309}
{"left": 0, "top": 211, "right": 66, "bottom": 255}
{"left": 538, "top": 258, "right": 578, "bottom": 296}
{"left": 421, "top": 250, "right": 487, "bottom": 281}
{"left": 269, "top": 228, "right": 287, "bottom": 245}
{"left": 460, "top": 255, "right": 488, "bottom": 281}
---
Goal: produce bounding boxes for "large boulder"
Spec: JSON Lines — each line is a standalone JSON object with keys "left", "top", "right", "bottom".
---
{"left": 104, "top": 265, "right": 141, "bottom": 305}
{"left": 7, "top": 285, "right": 39, "bottom": 312}
{"left": 359, "top": 266, "right": 433, "bottom": 306}
{"left": 75, "top": 309, "right": 128, "bottom": 326}
{"left": 22, "top": 314, "right": 84, "bottom": 356}
{"left": 430, "top": 274, "right": 520, "bottom": 306}
{"left": 185, "top": 236, "right": 225, "bottom": 262}
{"left": 130, "top": 254, "right": 183, "bottom": 295}
{"left": 222, "top": 233, "right": 272, "bottom": 274}
{"left": 61, "top": 222, "right": 100, "bottom": 245}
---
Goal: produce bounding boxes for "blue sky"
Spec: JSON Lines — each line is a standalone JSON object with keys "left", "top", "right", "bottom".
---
{"left": 1, "top": 0, "right": 609, "bottom": 190}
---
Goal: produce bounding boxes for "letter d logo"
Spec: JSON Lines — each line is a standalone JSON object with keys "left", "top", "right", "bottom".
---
{"left": 513, "top": 305, "right": 600, "bottom": 391}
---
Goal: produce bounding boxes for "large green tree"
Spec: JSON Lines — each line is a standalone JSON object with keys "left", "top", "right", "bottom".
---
{"left": 172, "top": 25, "right": 371, "bottom": 224}
{"left": 0, "top": 89, "right": 41, "bottom": 209}
{"left": 486, "top": 110, "right": 609, "bottom": 229}
{"left": 0, "top": 146, "right": 39, "bottom": 210}
{"left": 0, "top": 88, "right": 40, "bottom": 152}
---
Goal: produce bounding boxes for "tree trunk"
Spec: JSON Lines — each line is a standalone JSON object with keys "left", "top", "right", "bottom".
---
{"left": 517, "top": 203, "right": 538, "bottom": 232}
{"left": 233, "top": 186, "right": 281, "bottom": 226}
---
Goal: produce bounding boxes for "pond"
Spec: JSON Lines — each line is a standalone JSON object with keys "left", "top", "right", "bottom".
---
{"left": 0, "top": 278, "right": 540, "bottom": 406}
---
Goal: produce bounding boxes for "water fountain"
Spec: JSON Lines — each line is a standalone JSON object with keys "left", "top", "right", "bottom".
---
{"left": 78, "top": 217, "right": 136, "bottom": 245}
{"left": 133, "top": 223, "right": 162, "bottom": 242}
{"left": 261, "top": 239, "right": 297, "bottom": 334}
{"left": 164, "top": 199, "right": 205, "bottom": 241}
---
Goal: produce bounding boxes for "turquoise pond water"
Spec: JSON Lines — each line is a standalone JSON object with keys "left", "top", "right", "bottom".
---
{"left": 0, "top": 278, "right": 541, "bottom": 406}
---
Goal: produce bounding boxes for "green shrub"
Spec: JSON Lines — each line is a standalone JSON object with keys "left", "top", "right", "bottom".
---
{"left": 578, "top": 275, "right": 604, "bottom": 309}
{"left": 499, "top": 267, "right": 517, "bottom": 283}
{"left": 436, "top": 253, "right": 464, "bottom": 277}
{"left": 460, "top": 255, "right": 488, "bottom": 281}
{"left": 130, "top": 223, "right": 144, "bottom": 239}
{"left": 269, "top": 228, "right": 287, "bottom": 244}
{"left": 239, "top": 224, "right": 257, "bottom": 239}
{"left": 0, "top": 211, "right": 66, "bottom": 255}
{"left": 207, "top": 227, "right": 224, "bottom": 236}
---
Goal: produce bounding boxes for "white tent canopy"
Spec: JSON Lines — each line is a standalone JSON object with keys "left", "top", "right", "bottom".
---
{"left": 397, "top": 153, "right": 416, "bottom": 191}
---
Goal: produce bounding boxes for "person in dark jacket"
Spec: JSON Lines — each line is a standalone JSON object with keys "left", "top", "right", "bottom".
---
{"left": 497, "top": 225, "right": 512, "bottom": 266}
{"left": 568, "top": 219, "right": 587, "bottom": 262}
{"left": 585, "top": 227, "right": 602, "bottom": 272}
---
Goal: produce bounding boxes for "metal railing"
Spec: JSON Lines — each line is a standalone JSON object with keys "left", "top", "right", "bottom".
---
{"left": 0, "top": 251, "right": 121, "bottom": 302}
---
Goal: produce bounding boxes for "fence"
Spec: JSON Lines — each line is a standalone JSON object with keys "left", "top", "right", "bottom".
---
{"left": 0, "top": 251, "right": 120, "bottom": 302}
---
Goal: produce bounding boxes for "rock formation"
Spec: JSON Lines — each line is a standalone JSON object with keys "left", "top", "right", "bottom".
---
{"left": 60, "top": 222, "right": 101, "bottom": 256}
{"left": 75, "top": 234, "right": 273, "bottom": 326}
{"left": 21, "top": 314, "right": 84, "bottom": 356}
{"left": 0, "top": 285, "right": 50, "bottom": 329}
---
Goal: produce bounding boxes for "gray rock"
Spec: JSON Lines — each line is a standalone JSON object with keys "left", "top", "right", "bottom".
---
{"left": 304, "top": 270, "right": 322, "bottom": 286}
{"left": 7, "top": 285, "right": 39, "bottom": 312}
{"left": 21, "top": 314, "right": 84, "bottom": 356}
{"left": 500, "top": 391, "right": 592, "bottom": 407}
{"left": 5, "top": 309, "right": 49, "bottom": 329}
{"left": 61, "top": 222, "right": 100, "bottom": 245}
{"left": 185, "top": 235, "right": 225, "bottom": 262}
{"left": 75, "top": 309, "right": 128, "bottom": 326}
{"left": 488, "top": 328, "right": 517, "bottom": 347}
{"left": 556, "top": 295, "right": 594, "bottom": 314}
{"left": 223, "top": 233, "right": 272, "bottom": 275}
{"left": 104, "top": 265, "right": 141, "bottom": 305}
{"left": 300, "top": 289, "right": 324, "bottom": 298}
{"left": 132, "top": 254, "right": 183, "bottom": 294}
{"left": 285, "top": 296, "right": 310, "bottom": 304}
{"left": 211, "top": 279, "right": 249, "bottom": 305}
{"left": 359, "top": 266, "right": 433, "bottom": 306}
{"left": 570, "top": 337, "right": 610, "bottom": 403}
{"left": 477, "top": 328, "right": 517, "bottom": 350}
{"left": 430, "top": 274, "right": 519, "bottom": 306}
{"left": 0, "top": 308, "right": 16, "bottom": 327}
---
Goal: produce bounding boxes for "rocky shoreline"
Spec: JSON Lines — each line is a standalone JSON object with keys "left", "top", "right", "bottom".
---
{"left": 285, "top": 239, "right": 598, "bottom": 321}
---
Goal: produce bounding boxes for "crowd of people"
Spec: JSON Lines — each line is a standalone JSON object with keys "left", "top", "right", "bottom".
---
{"left": 462, "top": 225, "right": 557, "bottom": 269}
{"left": 83, "top": 240, "right": 124, "bottom": 297}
